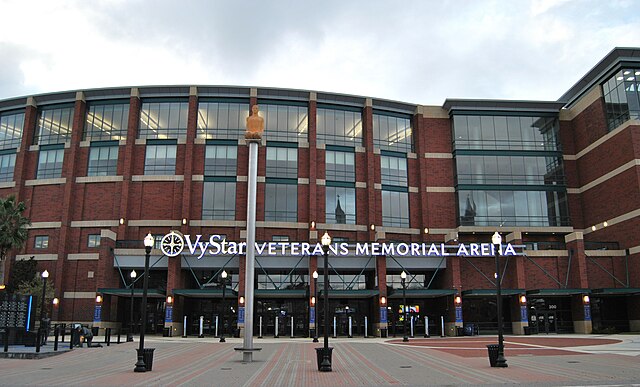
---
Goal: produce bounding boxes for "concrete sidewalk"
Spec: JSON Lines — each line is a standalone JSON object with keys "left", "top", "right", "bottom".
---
{"left": 0, "top": 334, "right": 639, "bottom": 386}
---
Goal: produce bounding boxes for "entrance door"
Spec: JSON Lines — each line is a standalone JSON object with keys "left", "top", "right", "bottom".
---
{"left": 536, "top": 312, "right": 557, "bottom": 334}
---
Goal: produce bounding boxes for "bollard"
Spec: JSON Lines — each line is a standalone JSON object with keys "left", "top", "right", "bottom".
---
{"left": 411, "top": 316, "right": 414, "bottom": 338}
{"left": 106, "top": 328, "right": 111, "bottom": 346}
{"left": 4, "top": 327, "right": 9, "bottom": 352}
{"left": 35, "top": 329, "right": 41, "bottom": 353}
{"left": 215, "top": 316, "right": 219, "bottom": 337}
{"left": 258, "top": 316, "right": 263, "bottom": 338}
{"left": 440, "top": 316, "right": 445, "bottom": 337}
{"left": 290, "top": 316, "right": 294, "bottom": 338}
{"left": 54, "top": 327, "right": 59, "bottom": 351}
{"left": 117, "top": 330, "right": 121, "bottom": 344}
{"left": 364, "top": 316, "right": 368, "bottom": 338}
{"left": 199, "top": 316, "right": 204, "bottom": 338}
{"left": 275, "top": 316, "right": 279, "bottom": 338}
{"left": 425, "top": 316, "right": 430, "bottom": 338}
{"left": 183, "top": 316, "right": 187, "bottom": 338}
{"left": 61, "top": 324, "right": 65, "bottom": 343}
{"left": 333, "top": 316, "right": 337, "bottom": 338}
{"left": 348, "top": 316, "right": 352, "bottom": 338}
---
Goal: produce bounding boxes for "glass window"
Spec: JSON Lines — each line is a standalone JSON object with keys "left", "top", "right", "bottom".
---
{"left": 139, "top": 101, "right": 188, "bottom": 139}
{"left": 381, "top": 155, "right": 408, "bottom": 186}
{"left": 197, "top": 101, "right": 249, "bottom": 140}
{"left": 84, "top": 102, "right": 129, "bottom": 141}
{"left": 34, "top": 235, "right": 49, "bottom": 249}
{"left": 452, "top": 114, "right": 560, "bottom": 151}
{"left": 144, "top": 144, "right": 176, "bottom": 175}
{"left": 265, "top": 183, "right": 297, "bottom": 222}
{"left": 272, "top": 235, "right": 289, "bottom": 242}
{"left": 373, "top": 112, "right": 412, "bottom": 153}
{"left": 204, "top": 145, "right": 237, "bottom": 176}
{"left": 0, "top": 111, "right": 24, "bottom": 150}
{"left": 88, "top": 234, "right": 101, "bottom": 248}
{"left": 326, "top": 186, "right": 356, "bottom": 224}
{"left": 458, "top": 190, "right": 569, "bottom": 227}
{"left": 325, "top": 150, "right": 355, "bottom": 182}
{"left": 0, "top": 152, "right": 16, "bottom": 182}
{"left": 36, "top": 148, "right": 64, "bottom": 179}
{"left": 382, "top": 190, "right": 409, "bottom": 227}
{"left": 202, "top": 181, "right": 236, "bottom": 220}
{"left": 266, "top": 147, "right": 297, "bottom": 178}
{"left": 35, "top": 105, "right": 74, "bottom": 145}
{"left": 317, "top": 107, "right": 363, "bottom": 146}
{"left": 261, "top": 104, "right": 308, "bottom": 142}
{"left": 455, "top": 155, "right": 565, "bottom": 185}
{"left": 603, "top": 68, "right": 640, "bottom": 131}
{"left": 87, "top": 145, "right": 118, "bottom": 176}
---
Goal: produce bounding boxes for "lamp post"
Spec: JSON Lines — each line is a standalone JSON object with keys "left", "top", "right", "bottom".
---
{"left": 320, "top": 232, "right": 332, "bottom": 372}
{"left": 220, "top": 270, "right": 227, "bottom": 343}
{"left": 40, "top": 270, "right": 49, "bottom": 341}
{"left": 492, "top": 231, "right": 508, "bottom": 367}
{"left": 134, "top": 233, "right": 154, "bottom": 372}
{"left": 401, "top": 271, "right": 408, "bottom": 342}
{"left": 312, "top": 270, "right": 318, "bottom": 343}
{"left": 129, "top": 270, "right": 137, "bottom": 342}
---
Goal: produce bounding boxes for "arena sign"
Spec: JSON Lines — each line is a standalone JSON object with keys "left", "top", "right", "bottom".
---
{"left": 160, "top": 231, "right": 519, "bottom": 259}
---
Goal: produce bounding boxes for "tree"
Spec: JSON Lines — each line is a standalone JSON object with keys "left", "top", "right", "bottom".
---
{"left": 0, "top": 195, "right": 30, "bottom": 287}
{"left": 15, "top": 273, "right": 56, "bottom": 319}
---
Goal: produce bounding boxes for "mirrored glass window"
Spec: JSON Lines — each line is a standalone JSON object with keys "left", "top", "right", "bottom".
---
{"left": 35, "top": 105, "right": 74, "bottom": 145}
{"left": 382, "top": 190, "right": 409, "bottom": 227}
{"left": 84, "top": 102, "right": 129, "bottom": 141}
{"left": 144, "top": 144, "right": 176, "bottom": 175}
{"left": 381, "top": 155, "right": 407, "bottom": 186}
{"left": 0, "top": 111, "right": 24, "bottom": 150}
{"left": 266, "top": 147, "right": 297, "bottom": 178}
{"left": 202, "top": 181, "right": 236, "bottom": 220}
{"left": 139, "top": 101, "right": 188, "bottom": 139}
{"left": 603, "top": 68, "right": 640, "bottom": 131}
{"left": 317, "top": 107, "right": 363, "bottom": 146}
{"left": 88, "top": 145, "right": 119, "bottom": 176}
{"left": 36, "top": 148, "right": 64, "bottom": 179}
{"left": 373, "top": 112, "right": 412, "bottom": 153}
{"left": 456, "top": 155, "right": 565, "bottom": 185}
{"left": 325, "top": 150, "right": 355, "bottom": 182}
{"left": 260, "top": 103, "right": 308, "bottom": 142}
{"left": 326, "top": 186, "right": 356, "bottom": 224}
{"left": 197, "top": 101, "right": 249, "bottom": 140}
{"left": 205, "top": 145, "right": 237, "bottom": 176}
{"left": 0, "top": 152, "right": 16, "bottom": 182}
{"left": 265, "top": 183, "right": 297, "bottom": 222}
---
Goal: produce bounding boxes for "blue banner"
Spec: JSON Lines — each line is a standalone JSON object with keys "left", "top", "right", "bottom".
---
{"left": 93, "top": 305, "right": 102, "bottom": 323}
{"left": 520, "top": 305, "right": 528, "bottom": 322}
{"left": 238, "top": 307, "right": 245, "bottom": 324}
{"left": 455, "top": 306, "right": 463, "bottom": 323}
{"left": 380, "top": 307, "right": 387, "bottom": 324}
{"left": 165, "top": 305, "right": 173, "bottom": 323}
{"left": 584, "top": 305, "right": 591, "bottom": 321}
{"left": 310, "top": 306, "right": 315, "bottom": 325}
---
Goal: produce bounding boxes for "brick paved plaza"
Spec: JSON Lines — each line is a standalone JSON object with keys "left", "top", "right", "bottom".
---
{"left": 1, "top": 335, "right": 640, "bottom": 386}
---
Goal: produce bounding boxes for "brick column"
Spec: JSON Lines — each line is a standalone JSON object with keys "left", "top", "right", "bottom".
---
{"left": 117, "top": 88, "right": 141, "bottom": 239}
{"left": 565, "top": 232, "right": 592, "bottom": 333}
{"left": 308, "top": 94, "right": 317, "bottom": 226}
{"left": 363, "top": 99, "right": 379, "bottom": 227}
{"left": 507, "top": 231, "right": 528, "bottom": 334}
{"left": 308, "top": 231, "right": 318, "bottom": 336}
{"left": 375, "top": 254, "right": 387, "bottom": 337}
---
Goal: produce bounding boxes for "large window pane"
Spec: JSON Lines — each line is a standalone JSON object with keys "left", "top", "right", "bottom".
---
{"left": 326, "top": 186, "right": 356, "bottom": 224}
{"left": 317, "top": 107, "right": 363, "bottom": 146}
{"left": 144, "top": 144, "right": 177, "bottom": 175}
{"left": 87, "top": 145, "right": 119, "bottom": 176}
{"left": 204, "top": 145, "right": 237, "bottom": 176}
{"left": 84, "top": 102, "right": 129, "bottom": 141}
{"left": 139, "top": 101, "right": 188, "bottom": 139}
{"left": 265, "top": 183, "right": 297, "bottom": 222}
{"left": 382, "top": 190, "right": 409, "bottom": 227}
{"left": 381, "top": 155, "right": 407, "bottom": 186}
{"left": 266, "top": 147, "right": 297, "bottom": 178}
{"left": 197, "top": 101, "right": 249, "bottom": 140}
{"left": 0, "top": 112, "right": 24, "bottom": 150}
{"left": 373, "top": 113, "right": 412, "bottom": 153}
{"left": 36, "top": 148, "right": 64, "bottom": 179}
{"left": 202, "top": 181, "right": 236, "bottom": 220}
{"left": 260, "top": 104, "right": 308, "bottom": 142}
{"left": 603, "top": 68, "right": 640, "bottom": 131}
{"left": 326, "top": 150, "right": 355, "bottom": 182}
{"left": 0, "top": 152, "right": 16, "bottom": 182}
{"left": 35, "top": 106, "right": 74, "bottom": 145}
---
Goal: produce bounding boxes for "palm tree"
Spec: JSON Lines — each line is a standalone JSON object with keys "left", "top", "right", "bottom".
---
{"left": 0, "top": 195, "right": 30, "bottom": 287}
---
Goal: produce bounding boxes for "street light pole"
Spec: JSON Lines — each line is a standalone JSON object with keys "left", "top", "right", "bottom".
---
{"left": 492, "top": 231, "right": 508, "bottom": 368}
{"left": 134, "top": 233, "right": 154, "bottom": 372}
{"left": 313, "top": 270, "right": 318, "bottom": 343}
{"left": 401, "top": 271, "right": 408, "bottom": 342}
{"left": 129, "top": 270, "right": 137, "bottom": 342}
{"left": 220, "top": 270, "right": 227, "bottom": 343}
{"left": 320, "top": 232, "right": 332, "bottom": 372}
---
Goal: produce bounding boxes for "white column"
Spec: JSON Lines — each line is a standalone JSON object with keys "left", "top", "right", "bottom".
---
{"left": 243, "top": 140, "right": 259, "bottom": 361}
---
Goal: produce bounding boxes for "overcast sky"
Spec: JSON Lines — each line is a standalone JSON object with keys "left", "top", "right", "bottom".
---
{"left": 0, "top": 0, "right": 637, "bottom": 106}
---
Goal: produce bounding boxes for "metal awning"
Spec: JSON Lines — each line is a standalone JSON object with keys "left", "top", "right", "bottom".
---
{"left": 388, "top": 289, "right": 457, "bottom": 299}
{"left": 97, "top": 288, "right": 166, "bottom": 298}
{"left": 462, "top": 289, "right": 525, "bottom": 297}
{"left": 591, "top": 288, "right": 640, "bottom": 295}
{"left": 320, "top": 289, "right": 379, "bottom": 299}
{"left": 255, "top": 289, "right": 307, "bottom": 298}
{"left": 172, "top": 288, "right": 238, "bottom": 298}
{"left": 526, "top": 288, "right": 590, "bottom": 296}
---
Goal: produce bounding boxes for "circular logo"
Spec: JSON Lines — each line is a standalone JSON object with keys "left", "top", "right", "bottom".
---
{"left": 160, "top": 231, "right": 184, "bottom": 257}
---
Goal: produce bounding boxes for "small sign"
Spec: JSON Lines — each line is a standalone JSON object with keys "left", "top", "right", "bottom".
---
{"left": 93, "top": 305, "right": 102, "bottom": 323}
{"left": 309, "top": 306, "right": 315, "bottom": 324}
{"left": 584, "top": 305, "right": 591, "bottom": 321}
{"left": 238, "top": 306, "right": 245, "bottom": 324}
{"left": 380, "top": 307, "right": 388, "bottom": 324}
{"left": 520, "top": 305, "right": 528, "bottom": 322}
{"left": 165, "top": 305, "right": 173, "bottom": 323}
{"left": 455, "top": 306, "right": 463, "bottom": 323}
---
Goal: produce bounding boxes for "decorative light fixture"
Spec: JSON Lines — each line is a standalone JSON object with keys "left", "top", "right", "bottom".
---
{"left": 380, "top": 296, "right": 386, "bottom": 305}
{"left": 310, "top": 221, "right": 316, "bottom": 230}
{"left": 424, "top": 228, "right": 429, "bottom": 234}
{"left": 583, "top": 295, "right": 590, "bottom": 304}
{"left": 591, "top": 225, "right": 596, "bottom": 231}
{"left": 120, "top": 218, "right": 125, "bottom": 225}
{"left": 311, "top": 296, "right": 316, "bottom": 305}
{"left": 182, "top": 218, "right": 187, "bottom": 225}
{"left": 166, "top": 296, "right": 173, "bottom": 304}
{"left": 454, "top": 296, "right": 462, "bottom": 305}
{"left": 96, "top": 295, "right": 102, "bottom": 303}
{"left": 42, "top": 270, "right": 49, "bottom": 279}
{"left": 603, "top": 221, "right": 608, "bottom": 227}
{"left": 370, "top": 224, "right": 375, "bottom": 231}
{"left": 239, "top": 296, "right": 245, "bottom": 305}
{"left": 52, "top": 297, "right": 59, "bottom": 305}
{"left": 520, "top": 295, "right": 527, "bottom": 304}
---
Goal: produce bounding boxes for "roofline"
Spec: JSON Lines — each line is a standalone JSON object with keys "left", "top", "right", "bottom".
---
{"left": 558, "top": 47, "right": 640, "bottom": 107}
{"left": 442, "top": 99, "right": 565, "bottom": 114}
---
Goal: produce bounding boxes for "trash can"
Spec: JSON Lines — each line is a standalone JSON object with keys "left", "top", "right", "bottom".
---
{"left": 315, "top": 347, "right": 333, "bottom": 371}
{"left": 91, "top": 327, "right": 99, "bottom": 336}
{"left": 163, "top": 327, "right": 170, "bottom": 337}
{"left": 486, "top": 344, "right": 499, "bottom": 367}
{"left": 523, "top": 326, "right": 531, "bottom": 335}
{"left": 456, "top": 327, "right": 465, "bottom": 336}
{"left": 139, "top": 348, "right": 155, "bottom": 371}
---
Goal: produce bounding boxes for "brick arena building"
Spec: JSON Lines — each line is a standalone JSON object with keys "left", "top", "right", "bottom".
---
{"left": 1, "top": 47, "right": 639, "bottom": 337}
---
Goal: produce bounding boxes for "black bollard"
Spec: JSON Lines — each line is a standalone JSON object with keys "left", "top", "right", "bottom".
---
{"left": 117, "top": 330, "right": 121, "bottom": 344}
{"left": 61, "top": 324, "right": 65, "bottom": 343}
{"left": 35, "top": 329, "right": 41, "bottom": 353}
{"left": 106, "top": 328, "right": 111, "bottom": 346}
{"left": 3, "top": 328, "right": 9, "bottom": 352}
{"left": 54, "top": 327, "right": 59, "bottom": 351}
